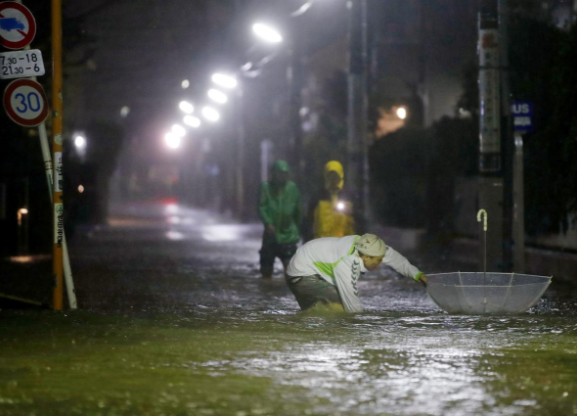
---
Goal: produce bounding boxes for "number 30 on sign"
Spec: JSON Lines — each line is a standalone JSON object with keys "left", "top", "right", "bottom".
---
{"left": 3, "top": 78, "right": 48, "bottom": 126}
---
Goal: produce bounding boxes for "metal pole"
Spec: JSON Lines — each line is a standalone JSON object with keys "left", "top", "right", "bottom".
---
{"left": 478, "top": 0, "right": 504, "bottom": 272}
{"left": 15, "top": 0, "right": 76, "bottom": 308}
{"left": 288, "top": 45, "right": 304, "bottom": 181}
{"left": 52, "top": 0, "right": 64, "bottom": 311}
{"left": 39, "top": 123, "right": 78, "bottom": 309}
{"left": 348, "top": 0, "right": 367, "bottom": 216}
{"left": 236, "top": 88, "right": 245, "bottom": 221}
{"left": 513, "top": 134, "right": 525, "bottom": 272}
{"left": 499, "top": 0, "right": 514, "bottom": 271}
{"left": 360, "top": 0, "right": 370, "bottom": 223}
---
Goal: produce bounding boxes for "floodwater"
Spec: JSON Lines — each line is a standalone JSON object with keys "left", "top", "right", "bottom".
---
{"left": 1, "top": 203, "right": 576, "bottom": 415}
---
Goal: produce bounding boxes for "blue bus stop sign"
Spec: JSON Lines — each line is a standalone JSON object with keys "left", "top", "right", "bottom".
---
{"left": 511, "top": 101, "right": 534, "bottom": 134}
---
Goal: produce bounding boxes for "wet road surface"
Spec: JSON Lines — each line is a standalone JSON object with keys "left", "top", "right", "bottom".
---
{"left": 1, "top": 202, "right": 576, "bottom": 415}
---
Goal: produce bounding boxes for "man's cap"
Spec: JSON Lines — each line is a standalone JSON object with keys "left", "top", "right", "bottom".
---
{"left": 355, "top": 234, "right": 387, "bottom": 257}
{"left": 273, "top": 160, "right": 290, "bottom": 172}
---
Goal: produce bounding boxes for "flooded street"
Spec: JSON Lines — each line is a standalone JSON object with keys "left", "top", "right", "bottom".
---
{"left": 1, "top": 202, "right": 576, "bottom": 415}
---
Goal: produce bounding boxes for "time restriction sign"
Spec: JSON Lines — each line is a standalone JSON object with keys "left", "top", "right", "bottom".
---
{"left": 3, "top": 78, "right": 49, "bottom": 126}
{"left": 0, "top": 49, "right": 45, "bottom": 79}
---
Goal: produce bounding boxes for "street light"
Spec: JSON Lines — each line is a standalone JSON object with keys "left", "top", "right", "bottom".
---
{"left": 211, "top": 73, "right": 238, "bottom": 89}
{"left": 207, "top": 89, "right": 228, "bottom": 104}
{"left": 291, "top": 1, "right": 314, "bottom": 16}
{"left": 211, "top": 71, "right": 245, "bottom": 220}
{"left": 164, "top": 132, "right": 181, "bottom": 150}
{"left": 252, "top": 22, "right": 283, "bottom": 44}
{"left": 182, "top": 79, "right": 190, "bottom": 89}
{"left": 202, "top": 106, "right": 220, "bottom": 122}
{"left": 179, "top": 101, "right": 194, "bottom": 114}
{"left": 74, "top": 135, "right": 86, "bottom": 150}
{"left": 183, "top": 115, "right": 201, "bottom": 128}
{"left": 171, "top": 124, "right": 186, "bottom": 137}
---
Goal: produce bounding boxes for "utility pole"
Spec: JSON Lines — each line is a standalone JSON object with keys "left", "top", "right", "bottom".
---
{"left": 288, "top": 48, "right": 304, "bottom": 178}
{"left": 236, "top": 88, "right": 246, "bottom": 221}
{"left": 232, "top": 0, "right": 246, "bottom": 221}
{"left": 499, "top": 0, "right": 514, "bottom": 271}
{"left": 478, "top": 0, "right": 504, "bottom": 272}
{"left": 52, "top": 0, "right": 64, "bottom": 310}
{"left": 347, "top": 0, "right": 370, "bottom": 221}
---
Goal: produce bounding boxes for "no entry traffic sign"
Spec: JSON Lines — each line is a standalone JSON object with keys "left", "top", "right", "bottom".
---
{"left": 0, "top": 1, "right": 36, "bottom": 50}
{"left": 3, "top": 78, "right": 48, "bottom": 126}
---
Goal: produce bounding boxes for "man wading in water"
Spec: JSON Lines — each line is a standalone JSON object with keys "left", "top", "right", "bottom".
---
{"left": 286, "top": 234, "right": 427, "bottom": 312}
{"left": 257, "top": 160, "right": 302, "bottom": 279}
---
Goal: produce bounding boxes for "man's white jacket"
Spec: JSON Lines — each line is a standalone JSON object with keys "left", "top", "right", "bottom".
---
{"left": 286, "top": 235, "right": 422, "bottom": 312}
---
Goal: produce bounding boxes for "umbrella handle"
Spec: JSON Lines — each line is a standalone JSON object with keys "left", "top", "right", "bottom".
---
{"left": 477, "top": 209, "right": 488, "bottom": 282}
{"left": 477, "top": 209, "right": 488, "bottom": 231}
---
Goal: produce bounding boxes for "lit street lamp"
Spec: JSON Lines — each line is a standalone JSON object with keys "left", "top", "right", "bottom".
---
{"left": 164, "top": 132, "right": 182, "bottom": 150}
{"left": 202, "top": 106, "right": 220, "bottom": 122}
{"left": 207, "top": 89, "right": 228, "bottom": 104}
{"left": 396, "top": 106, "right": 407, "bottom": 120}
{"left": 183, "top": 115, "right": 201, "bottom": 128}
{"left": 17, "top": 207, "right": 29, "bottom": 255}
{"left": 252, "top": 22, "right": 283, "bottom": 44}
{"left": 211, "top": 71, "right": 246, "bottom": 219}
{"left": 171, "top": 124, "right": 186, "bottom": 137}
{"left": 74, "top": 135, "right": 86, "bottom": 150}
{"left": 211, "top": 73, "right": 238, "bottom": 89}
{"left": 74, "top": 135, "right": 87, "bottom": 160}
{"left": 179, "top": 101, "right": 194, "bottom": 114}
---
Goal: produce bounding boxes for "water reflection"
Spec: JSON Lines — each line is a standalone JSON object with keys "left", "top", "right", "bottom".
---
{"left": 202, "top": 225, "right": 242, "bottom": 242}
{"left": 2, "top": 204, "right": 576, "bottom": 415}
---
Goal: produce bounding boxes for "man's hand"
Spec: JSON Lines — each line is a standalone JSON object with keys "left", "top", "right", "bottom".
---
{"left": 417, "top": 273, "right": 428, "bottom": 287}
{"left": 265, "top": 225, "right": 276, "bottom": 236}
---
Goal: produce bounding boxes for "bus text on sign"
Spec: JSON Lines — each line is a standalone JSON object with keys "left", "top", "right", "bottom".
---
{"left": 511, "top": 101, "right": 534, "bottom": 134}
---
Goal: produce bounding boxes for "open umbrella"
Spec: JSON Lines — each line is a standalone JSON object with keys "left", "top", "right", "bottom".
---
{"left": 426, "top": 209, "right": 552, "bottom": 314}
{"left": 426, "top": 272, "right": 552, "bottom": 314}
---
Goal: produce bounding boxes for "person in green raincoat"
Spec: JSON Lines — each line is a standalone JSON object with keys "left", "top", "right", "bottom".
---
{"left": 258, "top": 160, "right": 302, "bottom": 279}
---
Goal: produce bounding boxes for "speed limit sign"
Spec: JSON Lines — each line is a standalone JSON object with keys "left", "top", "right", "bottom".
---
{"left": 3, "top": 78, "right": 48, "bottom": 126}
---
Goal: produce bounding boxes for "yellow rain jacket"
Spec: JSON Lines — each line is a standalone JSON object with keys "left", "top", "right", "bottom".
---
{"left": 307, "top": 161, "right": 357, "bottom": 240}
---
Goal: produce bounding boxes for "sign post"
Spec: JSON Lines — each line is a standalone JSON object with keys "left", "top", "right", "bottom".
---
{"left": 511, "top": 101, "right": 533, "bottom": 273}
{"left": 2, "top": 0, "right": 76, "bottom": 309}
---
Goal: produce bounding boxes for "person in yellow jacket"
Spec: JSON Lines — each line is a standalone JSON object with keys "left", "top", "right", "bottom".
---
{"left": 305, "top": 160, "right": 363, "bottom": 241}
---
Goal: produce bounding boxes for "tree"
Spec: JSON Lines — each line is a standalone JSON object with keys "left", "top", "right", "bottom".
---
{"left": 508, "top": 17, "right": 577, "bottom": 234}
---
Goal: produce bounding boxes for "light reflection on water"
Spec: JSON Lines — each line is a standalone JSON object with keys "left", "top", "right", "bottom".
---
{"left": 162, "top": 305, "right": 577, "bottom": 415}
{"left": 2, "top": 296, "right": 575, "bottom": 415}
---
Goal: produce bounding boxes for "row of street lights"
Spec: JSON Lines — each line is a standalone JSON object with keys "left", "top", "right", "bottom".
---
{"left": 163, "top": 22, "right": 285, "bottom": 151}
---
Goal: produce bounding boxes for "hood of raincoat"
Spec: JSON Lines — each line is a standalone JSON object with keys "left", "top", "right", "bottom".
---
{"left": 273, "top": 160, "right": 290, "bottom": 173}
{"left": 324, "top": 160, "right": 344, "bottom": 191}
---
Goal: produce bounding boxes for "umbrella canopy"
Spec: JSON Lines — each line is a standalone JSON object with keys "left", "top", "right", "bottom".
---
{"left": 426, "top": 272, "right": 552, "bottom": 314}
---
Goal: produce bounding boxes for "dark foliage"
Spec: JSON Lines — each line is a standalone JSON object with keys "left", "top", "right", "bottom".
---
{"left": 369, "top": 117, "right": 477, "bottom": 229}
{"left": 509, "top": 19, "right": 577, "bottom": 234}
